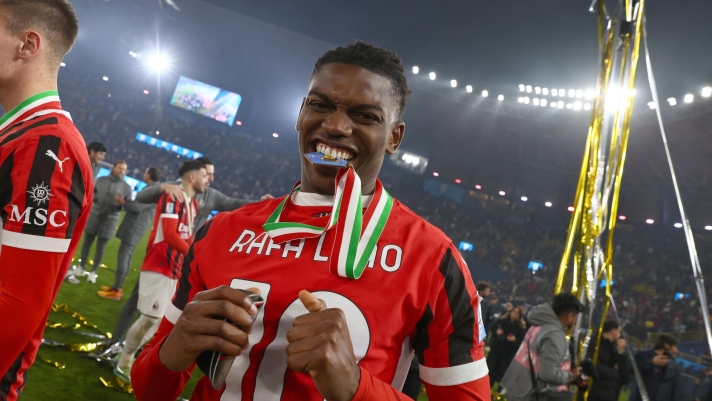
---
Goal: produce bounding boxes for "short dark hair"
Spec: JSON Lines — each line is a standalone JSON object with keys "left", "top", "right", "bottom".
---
{"left": 0, "top": 0, "right": 79, "bottom": 64}
{"left": 602, "top": 320, "right": 620, "bottom": 333}
{"left": 311, "top": 41, "right": 411, "bottom": 119}
{"left": 146, "top": 167, "right": 161, "bottom": 182}
{"left": 113, "top": 160, "right": 126, "bottom": 167}
{"left": 476, "top": 281, "right": 491, "bottom": 293}
{"left": 87, "top": 141, "right": 107, "bottom": 153}
{"left": 653, "top": 334, "right": 678, "bottom": 351}
{"left": 178, "top": 160, "right": 206, "bottom": 178}
{"left": 552, "top": 293, "right": 584, "bottom": 317}
{"left": 195, "top": 157, "right": 213, "bottom": 166}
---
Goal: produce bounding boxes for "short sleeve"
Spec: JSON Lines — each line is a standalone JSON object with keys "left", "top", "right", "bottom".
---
{"left": 1, "top": 135, "right": 87, "bottom": 253}
{"left": 412, "top": 245, "right": 488, "bottom": 386}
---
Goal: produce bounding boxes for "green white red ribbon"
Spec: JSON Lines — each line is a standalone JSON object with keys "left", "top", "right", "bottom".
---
{"left": 263, "top": 167, "right": 392, "bottom": 279}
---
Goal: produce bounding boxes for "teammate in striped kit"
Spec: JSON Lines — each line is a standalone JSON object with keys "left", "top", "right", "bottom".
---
{"left": 131, "top": 42, "right": 489, "bottom": 400}
{"left": 0, "top": 1, "right": 93, "bottom": 399}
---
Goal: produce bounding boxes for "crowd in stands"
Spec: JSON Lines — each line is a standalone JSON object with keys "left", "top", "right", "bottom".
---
{"left": 59, "top": 69, "right": 712, "bottom": 344}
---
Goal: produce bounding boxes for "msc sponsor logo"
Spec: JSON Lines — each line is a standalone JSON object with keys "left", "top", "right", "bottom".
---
{"left": 8, "top": 204, "right": 66, "bottom": 227}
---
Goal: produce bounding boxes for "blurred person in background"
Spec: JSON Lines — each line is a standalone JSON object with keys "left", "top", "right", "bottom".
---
{"left": 97, "top": 167, "right": 161, "bottom": 301}
{"left": 581, "top": 320, "right": 629, "bottom": 401}
{"left": 86, "top": 141, "right": 106, "bottom": 178}
{"left": 693, "top": 366, "right": 712, "bottom": 401}
{"left": 67, "top": 160, "right": 131, "bottom": 284}
{"left": 487, "top": 305, "right": 526, "bottom": 387}
{"left": 477, "top": 281, "right": 492, "bottom": 328}
{"left": 500, "top": 292, "right": 583, "bottom": 401}
{"left": 629, "top": 334, "right": 681, "bottom": 401}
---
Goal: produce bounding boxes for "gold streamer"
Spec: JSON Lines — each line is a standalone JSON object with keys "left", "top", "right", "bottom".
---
{"left": 38, "top": 356, "right": 66, "bottom": 370}
{"left": 100, "top": 377, "right": 134, "bottom": 394}
{"left": 46, "top": 303, "right": 112, "bottom": 339}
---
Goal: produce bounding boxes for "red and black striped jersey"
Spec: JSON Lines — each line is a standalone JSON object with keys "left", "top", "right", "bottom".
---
{"left": 131, "top": 194, "right": 489, "bottom": 401}
{"left": 141, "top": 192, "right": 198, "bottom": 279}
{"left": 0, "top": 91, "right": 93, "bottom": 400}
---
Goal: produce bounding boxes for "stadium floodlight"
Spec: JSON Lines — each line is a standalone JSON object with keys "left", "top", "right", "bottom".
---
{"left": 533, "top": 98, "right": 539, "bottom": 106}
{"left": 499, "top": 191, "right": 506, "bottom": 196}
{"left": 566, "top": 103, "right": 573, "bottom": 109}
{"left": 482, "top": 90, "right": 489, "bottom": 97}
{"left": 576, "top": 90, "right": 583, "bottom": 98}
{"left": 545, "top": 202, "right": 552, "bottom": 207}
{"left": 646, "top": 219, "right": 654, "bottom": 224}
{"left": 272, "top": 133, "right": 279, "bottom": 138}
{"left": 684, "top": 94, "right": 694, "bottom": 103}
{"left": 455, "top": 179, "right": 462, "bottom": 184}
{"left": 573, "top": 101, "right": 582, "bottom": 111}
{"left": 557, "top": 101, "right": 564, "bottom": 109}
{"left": 523, "top": 97, "right": 529, "bottom": 104}
{"left": 542, "top": 88, "right": 549, "bottom": 96}
{"left": 147, "top": 53, "right": 170, "bottom": 73}
{"left": 647, "top": 101, "right": 656, "bottom": 109}
{"left": 517, "top": 97, "right": 523, "bottom": 103}
{"left": 619, "top": 215, "right": 627, "bottom": 220}
{"left": 451, "top": 80, "right": 457, "bottom": 88}
{"left": 466, "top": 85, "right": 473, "bottom": 93}
{"left": 475, "top": 184, "right": 482, "bottom": 190}
{"left": 521, "top": 196, "right": 528, "bottom": 201}
{"left": 412, "top": 66, "right": 419, "bottom": 74}
{"left": 667, "top": 97, "right": 677, "bottom": 106}
{"left": 559, "top": 89, "right": 566, "bottom": 97}
{"left": 551, "top": 102, "right": 557, "bottom": 108}
{"left": 705, "top": 225, "right": 712, "bottom": 231}
{"left": 519, "top": 84, "right": 525, "bottom": 92}
{"left": 143, "top": 89, "right": 150, "bottom": 94}
{"left": 429, "top": 72, "right": 436, "bottom": 80}
{"left": 526, "top": 85, "right": 532, "bottom": 93}
{"left": 702, "top": 87, "right": 712, "bottom": 98}
{"left": 568, "top": 89, "right": 575, "bottom": 98}
{"left": 535, "top": 87, "right": 541, "bottom": 94}
{"left": 583, "top": 103, "right": 591, "bottom": 110}
{"left": 497, "top": 94, "right": 504, "bottom": 101}
{"left": 567, "top": 206, "right": 574, "bottom": 211}
{"left": 552, "top": 89, "right": 558, "bottom": 96}
{"left": 585, "top": 89, "right": 595, "bottom": 99}
{"left": 541, "top": 99, "right": 548, "bottom": 107}
{"left": 674, "top": 223, "right": 683, "bottom": 228}
{"left": 60, "top": 62, "right": 66, "bottom": 67}
{"left": 102, "top": 76, "right": 109, "bottom": 81}
{"left": 432, "top": 172, "right": 439, "bottom": 177}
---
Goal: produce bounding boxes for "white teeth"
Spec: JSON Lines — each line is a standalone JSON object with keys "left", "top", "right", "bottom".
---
{"left": 317, "top": 142, "right": 354, "bottom": 160}
{"left": 330, "top": 149, "right": 338, "bottom": 158}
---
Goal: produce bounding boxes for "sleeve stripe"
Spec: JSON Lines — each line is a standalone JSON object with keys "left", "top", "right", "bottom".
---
{"left": 1, "top": 229, "right": 70, "bottom": 252}
{"left": 172, "top": 219, "right": 213, "bottom": 310}
{"left": 164, "top": 302, "right": 182, "bottom": 324}
{"left": 65, "top": 160, "right": 86, "bottom": 238}
{"left": 160, "top": 214, "right": 179, "bottom": 219}
{"left": 438, "top": 248, "right": 476, "bottom": 365}
{"left": 419, "top": 358, "right": 488, "bottom": 386}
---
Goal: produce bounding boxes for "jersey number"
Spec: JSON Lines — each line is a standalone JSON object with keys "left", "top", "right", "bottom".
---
{"left": 221, "top": 279, "right": 371, "bottom": 400}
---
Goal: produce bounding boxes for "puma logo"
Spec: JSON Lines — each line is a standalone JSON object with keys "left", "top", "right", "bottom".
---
{"left": 46, "top": 150, "right": 69, "bottom": 172}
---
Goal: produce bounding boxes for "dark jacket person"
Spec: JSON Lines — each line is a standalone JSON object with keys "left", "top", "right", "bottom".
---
{"left": 486, "top": 306, "right": 526, "bottom": 385}
{"left": 584, "top": 320, "right": 629, "bottom": 401}
{"left": 629, "top": 334, "right": 681, "bottom": 401}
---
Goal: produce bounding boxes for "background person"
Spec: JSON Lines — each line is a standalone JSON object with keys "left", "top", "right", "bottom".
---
{"left": 0, "top": 0, "right": 94, "bottom": 397}
{"left": 629, "top": 334, "right": 681, "bottom": 401}
{"left": 500, "top": 292, "right": 584, "bottom": 401}
{"left": 582, "top": 320, "right": 629, "bottom": 401}
{"left": 86, "top": 141, "right": 106, "bottom": 178}
{"left": 487, "top": 306, "right": 526, "bottom": 387}
{"left": 97, "top": 167, "right": 161, "bottom": 300}
{"left": 67, "top": 160, "right": 131, "bottom": 284}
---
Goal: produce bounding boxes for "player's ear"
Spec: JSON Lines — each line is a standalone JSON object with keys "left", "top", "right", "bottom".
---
{"left": 385, "top": 121, "right": 405, "bottom": 155}
{"left": 18, "top": 30, "right": 42, "bottom": 60}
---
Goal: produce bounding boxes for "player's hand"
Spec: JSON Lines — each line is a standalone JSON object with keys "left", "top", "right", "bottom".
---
{"left": 115, "top": 194, "right": 126, "bottom": 205}
{"left": 506, "top": 333, "right": 516, "bottom": 342}
{"left": 158, "top": 286, "right": 260, "bottom": 372}
{"left": 652, "top": 354, "right": 669, "bottom": 366}
{"left": 570, "top": 366, "right": 582, "bottom": 381}
{"left": 161, "top": 183, "right": 185, "bottom": 203}
{"left": 286, "top": 290, "right": 360, "bottom": 401}
{"left": 617, "top": 338, "right": 626, "bottom": 354}
{"left": 260, "top": 194, "right": 274, "bottom": 201}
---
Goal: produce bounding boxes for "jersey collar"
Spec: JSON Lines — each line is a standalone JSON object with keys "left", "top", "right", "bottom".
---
{"left": 0, "top": 90, "right": 65, "bottom": 132}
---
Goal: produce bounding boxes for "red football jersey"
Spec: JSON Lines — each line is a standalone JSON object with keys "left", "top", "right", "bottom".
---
{"left": 132, "top": 192, "right": 489, "bottom": 400}
{"left": 141, "top": 192, "right": 198, "bottom": 279}
{"left": 0, "top": 91, "right": 93, "bottom": 399}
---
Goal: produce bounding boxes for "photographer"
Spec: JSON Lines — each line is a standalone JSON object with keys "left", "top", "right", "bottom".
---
{"left": 629, "top": 334, "right": 681, "bottom": 401}
{"left": 500, "top": 293, "right": 584, "bottom": 401}
{"left": 583, "top": 320, "right": 629, "bottom": 401}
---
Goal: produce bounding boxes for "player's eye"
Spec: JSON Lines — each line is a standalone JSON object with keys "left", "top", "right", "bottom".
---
{"left": 309, "top": 101, "right": 329, "bottom": 111}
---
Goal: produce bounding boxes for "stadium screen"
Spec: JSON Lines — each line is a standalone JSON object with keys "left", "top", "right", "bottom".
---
{"left": 458, "top": 241, "right": 474, "bottom": 252}
{"left": 599, "top": 279, "right": 615, "bottom": 288}
{"left": 674, "top": 292, "right": 690, "bottom": 301}
{"left": 96, "top": 167, "right": 147, "bottom": 199}
{"left": 528, "top": 260, "right": 543, "bottom": 272}
{"left": 170, "top": 76, "right": 242, "bottom": 126}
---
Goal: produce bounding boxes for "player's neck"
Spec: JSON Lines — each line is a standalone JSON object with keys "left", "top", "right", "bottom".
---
{"left": 0, "top": 69, "right": 58, "bottom": 113}
{"left": 180, "top": 179, "right": 196, "bottom": 199}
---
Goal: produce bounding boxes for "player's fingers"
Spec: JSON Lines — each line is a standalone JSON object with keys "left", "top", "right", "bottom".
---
{"left": 192, "top": 285, "right": 259, "bottom": 314}
{"left": 286, "top": 349, "right": 320, "bottom": 374}
{"left": 299, "top": 290, "right": 326, "bottom": 313}
{"left": 196, "top": 333, "right": 246, "bottom": 357}
{"left": 286, "top": 319, "right": 336, "bottom": 342}
{"left": 245, "top": 287, "right": 261, "bottom": 296}
{"left": 185, "top": 299, "right": 255, "bottom": 332}
{"left": 286, "top": 332, "right": 327, "bottom": 355}
{"left": 197, "top": 317, "right": 251, "bottom": 350}
{"left": 293, "top": 308, "right": 346, "bottom": 328}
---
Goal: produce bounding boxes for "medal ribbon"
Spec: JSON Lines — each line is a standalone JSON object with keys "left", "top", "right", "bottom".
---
{"left": 263, "top": 167, "right": 392, "bottom": 279}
